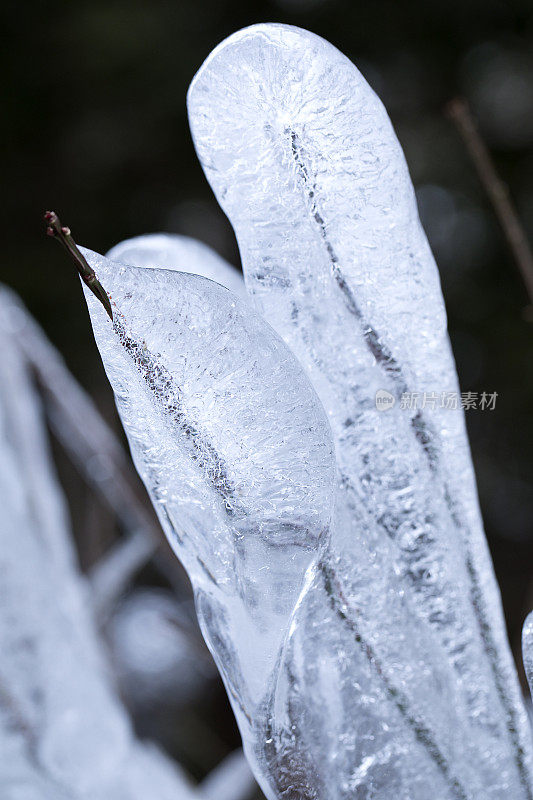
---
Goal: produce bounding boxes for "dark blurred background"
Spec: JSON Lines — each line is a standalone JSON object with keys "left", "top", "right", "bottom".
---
{"left": 2, "top": 0, "right": 533, "bottom": 785}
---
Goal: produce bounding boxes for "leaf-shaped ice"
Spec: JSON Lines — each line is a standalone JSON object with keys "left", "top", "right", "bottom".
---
{"left": 104, "top": 234, "right": 479, "bottom": 798}
{"left": 79, "top": 247, "right": 336, "bottom": 789}
{"left": 107, "top": 233, "right": 246, "bottom": 299}
{"left": 188, "top": 22, "right": 533, "bottom": 799}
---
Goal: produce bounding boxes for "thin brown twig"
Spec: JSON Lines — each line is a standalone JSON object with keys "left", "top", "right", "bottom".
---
{"left": 446, "top": 98, "right": 533, "bottom": 307}
{"left": 44, "top": 211, "right": 113, "bottom": 319}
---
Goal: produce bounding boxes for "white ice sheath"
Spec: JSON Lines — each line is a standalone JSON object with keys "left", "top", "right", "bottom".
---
{"left": 188, "top": 23, "right": 533, "bottom": 799}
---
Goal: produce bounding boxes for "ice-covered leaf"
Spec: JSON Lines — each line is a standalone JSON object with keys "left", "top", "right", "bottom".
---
{"left": 79, "top": 248, "right": 336, "bottom": 773}
{"left": 82, "top": 252, "right": 468, "bottom": 800}
{"left": 100, "top": 240, "right": 474, "bottom": 797}
{"left": 188, "top": 22, "right": 533, "bottom": 799}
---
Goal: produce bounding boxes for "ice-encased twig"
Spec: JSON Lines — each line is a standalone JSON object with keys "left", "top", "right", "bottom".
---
{"left": 188, "top": 23, "right": 533, "bottom": 798}
{"left": 0, "top": 290, "right": 199, "bottom": 800}
{"left": 99, "top": 234, "right": 479, "bottom": 798}
{"left": 83, "top": 246, "right": 489, "bottom": 799}
{"left": 79, "top": 248, "right": 337, "bottom": 797}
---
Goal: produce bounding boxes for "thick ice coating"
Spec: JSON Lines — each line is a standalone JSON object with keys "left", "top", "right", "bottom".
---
{"left": 81, "top": 248, "right": 479, "bottom": 800}
{"left": 79, "top": 247, "right": 336, "bottom": 741}
{"left": 105, "top": 235, "right": 483, "bottom": 798}
{"left": 188, "top": 22, "right": 533, "bottom": 799}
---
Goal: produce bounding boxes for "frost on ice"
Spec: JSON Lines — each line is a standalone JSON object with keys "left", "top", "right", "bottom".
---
{"left": 76, "top": 22, "right": 533, "bottom": 800}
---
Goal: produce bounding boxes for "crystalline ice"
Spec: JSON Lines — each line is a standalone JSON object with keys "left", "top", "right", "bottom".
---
{"left": 91, "top": 238, "right": 487, "bottom": 798}
{"left": 78, "top": 248, "right": 337, "bottom": 791}
{"left": 0, "top": 288, "right": 199, "bottom": 800}
{"left": 79, "top": 254, "right": 477, "bottom": 800}
{"left": 188, "top": 22, "right": 533, "bottom": 799}
{"left": 107, "top": 233, "right": 247, "bottom": 300}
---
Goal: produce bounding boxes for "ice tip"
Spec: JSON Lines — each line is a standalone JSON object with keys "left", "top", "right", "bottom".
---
{"left": 186, "top": 23, "right": 299, "bottom": 107}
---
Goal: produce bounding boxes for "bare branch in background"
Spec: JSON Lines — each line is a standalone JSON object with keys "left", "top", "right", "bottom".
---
{"left": 447, "top": 98, "right": 533, "bottom": 308}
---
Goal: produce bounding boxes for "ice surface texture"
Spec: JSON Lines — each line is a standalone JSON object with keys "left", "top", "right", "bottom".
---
{"left": 187, "top": 22, "right": 533, "bottom": 799}
{"left": 104, "top": 238, "right": 479, "bottom": 800}
{"left": 78, "top": 22, "right": 533, "bottom": 800}
{"left": 80, "top": 247, "right": 336, "bottom": 795}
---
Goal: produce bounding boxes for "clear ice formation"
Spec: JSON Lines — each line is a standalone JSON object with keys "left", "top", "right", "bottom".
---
{"left": 78, "top": 22, "right": 533, "bottom": 800}
{"left": 186, "top": 22, "right": 533, "bottom": 800}
{"left": 79, "top": 246, "right": 337, "bottom": 794}
{"left": 0, "top": 288, "right": 199, "bottom": 800}
{"left": 103, "top": 236, "right": 474, "bottom": 799}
